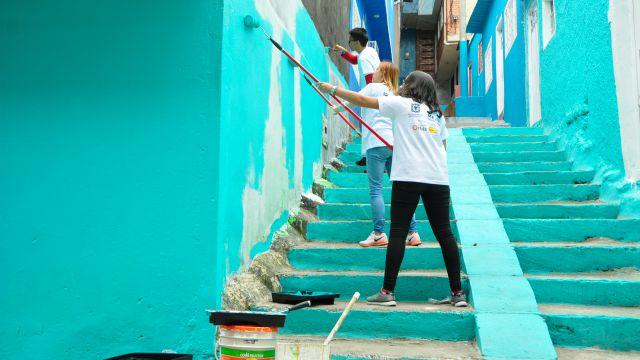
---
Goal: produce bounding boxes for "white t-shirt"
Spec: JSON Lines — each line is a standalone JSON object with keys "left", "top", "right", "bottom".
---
{"left": 378, "top": 96, "right": 449, "bottom": 185}
{"left": 358, "top": 47, "right": 380, "bottom": 87}
{"left": 358, "top": 83, "right": 394, "bottom": 154}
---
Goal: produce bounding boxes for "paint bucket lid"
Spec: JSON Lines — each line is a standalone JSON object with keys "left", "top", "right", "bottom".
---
{"left": 221, "top": 325, "right": 279, "bottom": 333}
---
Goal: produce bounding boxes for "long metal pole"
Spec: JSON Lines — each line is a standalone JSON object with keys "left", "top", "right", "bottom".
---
{"left": 264, "top": 36, "right": 393, "bottom": 150}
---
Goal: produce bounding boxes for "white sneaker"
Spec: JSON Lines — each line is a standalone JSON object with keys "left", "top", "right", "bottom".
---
{"left": 359, "top": 231, "right": 388, "bottom": 247}
{"left": 405, "top": 231, "right": 422, "bottom": 246}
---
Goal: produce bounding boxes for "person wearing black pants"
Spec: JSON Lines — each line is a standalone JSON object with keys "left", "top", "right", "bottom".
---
{"left": 383, "top": 182, "right": 462, "bottom": 298}
{"left": 318, "top": 70, "right": 467, "bottom": 307}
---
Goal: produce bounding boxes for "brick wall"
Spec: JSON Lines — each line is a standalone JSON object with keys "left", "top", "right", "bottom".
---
{"left": 301, "top": 0, "right": 351, "bottom": 80}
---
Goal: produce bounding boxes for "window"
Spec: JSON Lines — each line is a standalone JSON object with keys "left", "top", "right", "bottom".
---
{"left": 542, "top": 0, "right": 556, "bottom": 47}
{"left": 504, "top": 0, "right": 518, "bottom": 54}
{"left": 478, "top": 40, "right": 483, "bottom": 74}
{"left": 485, "top": 39, "right": 493, "bottom": 93}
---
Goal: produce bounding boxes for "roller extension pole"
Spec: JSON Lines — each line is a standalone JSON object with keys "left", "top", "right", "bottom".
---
{"left": 244, "top": 15, "right": 393, "bottom": 150}
{"left": 302, "top": 75, "right": 362, "bottom": 137}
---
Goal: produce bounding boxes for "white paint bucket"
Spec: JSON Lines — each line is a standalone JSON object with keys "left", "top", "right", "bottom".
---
{"left": 218, "top": 325, "right": 278, "bottom": 360}
{"left": 275, "top": 341, "right": 330, "bottom": 360}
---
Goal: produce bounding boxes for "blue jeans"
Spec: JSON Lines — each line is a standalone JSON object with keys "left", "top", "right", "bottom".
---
{"left": 366, "top": 146, "right": 417, "bottom": 233}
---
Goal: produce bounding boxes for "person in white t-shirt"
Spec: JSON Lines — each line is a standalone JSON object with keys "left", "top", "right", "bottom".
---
{"left": 318, "top": 71, "right": 467, "bottom": 308}
{"left": 333, "top": 27, "right": 381, "bottom": 167}
{"left": 334, "top": 62, "right": 421, "bottom": 248}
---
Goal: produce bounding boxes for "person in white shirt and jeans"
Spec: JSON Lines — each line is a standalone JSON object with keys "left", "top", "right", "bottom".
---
{"left": 318, "top": 71, "right": 468, "bottom": 308}
{"left": 334, "top": 62, "right": 421, "bottom": 248}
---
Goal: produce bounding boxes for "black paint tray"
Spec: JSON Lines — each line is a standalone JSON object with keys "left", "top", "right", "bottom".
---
{"left": 272, "top": 291, "right": 340, "bottom": 305}
{"left": 208, "top": 309, "right": 286, "bottom": 328}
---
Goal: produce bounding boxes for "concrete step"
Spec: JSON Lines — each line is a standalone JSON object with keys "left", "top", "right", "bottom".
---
{"left": 317, "top": 203, "right": 454, "bottom": 221}
{"left": 327, "top": 170, "right": 594, "bottom": 188}
{"left": 557, "top": 347, "right": 640, "bottom": 360}
{"left": 266, "top": 301, "right": 474, "bottom": 342}
{"left": 472, "top": 150, "right": 566, "bottom": 163}
{"left": 338, "top": 151, "right": 369, "bottom": 164}
{"left": 526, "top": 269, "right": 640, "bottom": 307}
{"left": 345, "top": 140, "right": 557, "bottom": 153}
{"left": 489, "top": 184, "right": 600, "bottom": 203}
{"left": 483, "top": 170, "right": 594, "bottom": 185}
{"left": 540, "top": 304, "right": 640, "bottom": 352}
{"left": 279, "top": 270, "right": 469, "bottom": 302}
{"left": 462, "top": 127, "right": 545, "bottom": 136}
{"left": 514, "top": 242, "right": 640, "bottom": 273}
{"left": 465, "top": 134, "right": 549, "bottom": 143}
{"left": 289, "top": 242, "right": 448, "bottom": 271}
{"left": 277, "top": 336, "right": 481, "bottom": 360}
{"left": 477, "top": 161, "right": 572, "bottom": 173}
{"left": 339, "top": 165, "right": 367, "bottom": 173}
{"left": 496, "top": 203, "right": 619, "bottom": 219}
{"left": 307, "top": 220, "right": 457, "bottom": 243}
{"left": 323, "top": 184, "right": 599, "bottom": 203}
{"left": 469, "top": 141, "right": 558, "bottom": 152}
{"left": 503, "top": 219, "right": 640, "bottom": 242}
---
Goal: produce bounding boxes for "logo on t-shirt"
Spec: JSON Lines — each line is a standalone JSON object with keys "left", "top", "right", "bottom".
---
{"left": 411, "top": 103, "right": 421, "bottom": 113}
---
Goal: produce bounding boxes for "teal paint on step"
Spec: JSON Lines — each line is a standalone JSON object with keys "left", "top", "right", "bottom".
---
{"left": 489, "top": 184, "right": 600, "bottom": 203}
{"left": 281, "top": 307, "right": 476, "bottom": 341}
{"left": 482, "top": 170, "right": 595, "bottom": 186}
{"left": 473, "top": 150, "right": 566, "bottom": 163}
{"left": 503, "top": 219, "right": 640, "bottom": 242}
{"left": 280, "top": 273, "right": 470, "bottom": 301}
{"left": 516, "top": 246, "right": 640, "bottom": 273}
{"left": 306, "top": 220, "right": 459, "bottom": 242}
{"left": 288, "top": 246, "right": 449, "bottom": 271}
{"left": 477, "top": 161, "right": 571, "bottom": 173}
{"left": 449, "top": 131, "right": 557, "bottom": 359}
{"left": 496, "top": 203, "right": 619, "bottom": 219}
{"left": 529, "top": 278, "right": 640, "bottom": 307}
{"left": 543, "top": 314, "right": 640, "bottom": 351}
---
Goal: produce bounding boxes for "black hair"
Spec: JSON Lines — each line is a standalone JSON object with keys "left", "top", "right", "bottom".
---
{"left": 349, "top": 28, "right": 369, "bottom": 47}
{"left": 398, "top": 71, "right": 442, "bottom": 117}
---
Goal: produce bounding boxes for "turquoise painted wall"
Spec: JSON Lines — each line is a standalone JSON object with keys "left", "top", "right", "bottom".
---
{"left": 216, "top": 0, "right": 350, "bottom": 298}
{"left": 538, "top": 0, "right": 640, "bottom": 216}
{"left": 457, "top": 0, "right": 527, "bottom": 126}
{"left": 0, "top": 1, "right": 222, "bottom": 359}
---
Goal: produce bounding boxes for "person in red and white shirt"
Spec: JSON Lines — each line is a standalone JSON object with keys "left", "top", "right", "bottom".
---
{"left": 333, "top": 27, "right": 381, "bottom": 166}
{"left": 333, "top": 28, "right": 381, "bottom": 86}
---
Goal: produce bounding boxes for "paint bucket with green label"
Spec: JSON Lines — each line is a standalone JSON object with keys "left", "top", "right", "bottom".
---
{"left": 218, "top": 325, "right": 277, "bottom": 360}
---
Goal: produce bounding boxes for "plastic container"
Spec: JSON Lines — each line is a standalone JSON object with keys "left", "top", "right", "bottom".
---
{"left": 218, "top": 325, "right": 277, "bottom": 360}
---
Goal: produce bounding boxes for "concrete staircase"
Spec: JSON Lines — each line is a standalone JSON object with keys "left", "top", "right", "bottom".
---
{"left": 260, "top": 127, "right": 639, "bottom": 359}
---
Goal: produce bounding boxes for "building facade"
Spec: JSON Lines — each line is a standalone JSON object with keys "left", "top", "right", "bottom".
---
{"left": 455, "top": 0, "right": 640, "bottom": 209}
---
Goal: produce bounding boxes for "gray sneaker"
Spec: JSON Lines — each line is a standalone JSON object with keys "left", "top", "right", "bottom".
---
{"left": 451, "top": 293, "right": 468, "bottom": 307}
{"left": 366, "top": 291, "right": 397, "bottom": 306}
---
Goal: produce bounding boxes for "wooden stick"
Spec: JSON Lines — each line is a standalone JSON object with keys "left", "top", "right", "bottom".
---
{"left": 323, "top": 292, "right": 360, "bottom": 346}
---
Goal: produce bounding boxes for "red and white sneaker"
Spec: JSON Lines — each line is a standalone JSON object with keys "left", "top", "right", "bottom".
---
{"left": 405, "top": 231, "right": 422, "bottom": 246}
{"left": 359, "top": 231, "right": 388, "bottom": 247}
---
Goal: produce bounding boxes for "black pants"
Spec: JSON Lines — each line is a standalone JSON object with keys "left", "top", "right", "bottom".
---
{"left": 383, "top": 181, "right": 462, "bottom": 293}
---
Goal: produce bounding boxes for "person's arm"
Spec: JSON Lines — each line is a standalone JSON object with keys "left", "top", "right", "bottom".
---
{"left": 317, "top": 82, "right": 379, "bottom": 109}
{"left": 332, "top": 44, "right": 358, "bottom": 65}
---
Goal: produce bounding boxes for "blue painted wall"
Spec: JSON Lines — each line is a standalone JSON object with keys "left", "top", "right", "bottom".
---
{"left": 400, "top": 29, "right": 417, "bottom": 80}
{"left": 537, "top": 0, "right": 640, "bottom": 215}
{"left": 457, "top": 0, "right": 527, "bottom": 126}
{"left": 0, "top": 1, "right": 222, "bottom": 358}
